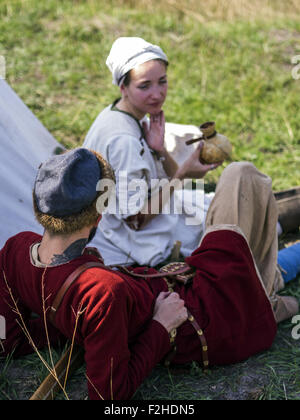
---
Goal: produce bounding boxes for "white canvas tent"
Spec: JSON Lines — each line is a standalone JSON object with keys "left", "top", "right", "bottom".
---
{"left": 0, "top": 80, "right": 199, "bottom": 250}
{"left": 0, "top": 80, "right": 64, "bottom": 249}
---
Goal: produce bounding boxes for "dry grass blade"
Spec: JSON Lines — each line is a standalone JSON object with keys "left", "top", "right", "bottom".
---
{"left": 65, "top": 301, "right": 86, "bottom": 389}
{"left": 30, "top": 345, "right": 84, "bottom": 400}
{"left": 2, "top": 270, "right": 69, "bottom": 399}
{"left": 2, "top": 269, "right": 87, "bottom": 400}
{"left": 85, "top": 374, "right": 105, "bottom": 400}
{"left": 84, "top": 356, "right": 114, "bottom": 400}
{"left": 41, "top": 267, "right": 56, "bottom": 377}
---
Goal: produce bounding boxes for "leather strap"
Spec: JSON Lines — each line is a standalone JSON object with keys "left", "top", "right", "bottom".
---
{"left": 49, "top": 262, "right": 105, "bottom": 325}
{"left": 115, "top": 263, "right": 193, "bottom": 279}
{"left": 187, "top": 310, "right": 209, "bottom": 371}
{"left": 162, "top": 277, "right": 209, "bottom": 371}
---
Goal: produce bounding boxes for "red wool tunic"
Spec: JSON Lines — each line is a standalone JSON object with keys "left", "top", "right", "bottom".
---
{"left": 0, "top": 230, "right": 277, "bottom": 400}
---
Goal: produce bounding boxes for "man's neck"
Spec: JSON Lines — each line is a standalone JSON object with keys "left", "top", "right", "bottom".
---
{"left": 38, "top": 229, "right": 90, "bottom": 266}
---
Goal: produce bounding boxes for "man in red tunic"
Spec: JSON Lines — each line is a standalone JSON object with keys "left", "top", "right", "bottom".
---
{"left": 0, "top": 148, "right": 296, "bottom": 400}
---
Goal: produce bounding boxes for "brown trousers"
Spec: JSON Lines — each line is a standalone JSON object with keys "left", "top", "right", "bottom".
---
{"left": 204, "top": 162, "right": 286, "bottom": 320}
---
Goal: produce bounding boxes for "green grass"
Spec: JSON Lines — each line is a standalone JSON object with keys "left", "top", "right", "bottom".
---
{"left": 0, "top": 0, "right": 300, "bottom": 188}
{"left": 0, "top": 0, "right": 300, "bottom": 400}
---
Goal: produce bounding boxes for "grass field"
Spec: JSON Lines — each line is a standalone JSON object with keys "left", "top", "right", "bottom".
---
{"left": 0, "top": 0, "right": 300, "bottom": 400}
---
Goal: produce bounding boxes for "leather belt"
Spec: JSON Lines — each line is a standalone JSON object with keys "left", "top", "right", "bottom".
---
{"left": 162, "top": 277, "right": 209, "bottom": 372}
{"left": 48, "top": 261, "right": 209, "bottom": 371}
{"left": 187, "top": 310, "right": 209, "bottom": 371}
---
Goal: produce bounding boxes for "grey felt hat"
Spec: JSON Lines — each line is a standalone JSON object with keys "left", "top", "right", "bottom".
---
{"left": 34, "top": 148, "right": 101, "bottom": 217}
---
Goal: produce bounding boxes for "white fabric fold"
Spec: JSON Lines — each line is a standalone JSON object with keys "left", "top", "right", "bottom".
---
{"left": 106, "top": 37, "right": 168, "bottom": 86}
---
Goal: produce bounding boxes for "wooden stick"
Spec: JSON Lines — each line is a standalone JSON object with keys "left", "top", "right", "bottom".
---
{"left": 170, "top": 240, "right": 182, "bottom": 261}
{"left": 29, "top": 345, "right": 84, "bottom": 400}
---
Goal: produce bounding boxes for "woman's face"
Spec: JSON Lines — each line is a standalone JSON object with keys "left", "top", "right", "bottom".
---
{"left": 120, "top": 59, "right": 168, "bottom": 120}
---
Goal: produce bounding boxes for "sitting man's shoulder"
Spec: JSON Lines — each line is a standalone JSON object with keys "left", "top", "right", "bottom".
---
{"left": 2, "top": 231, "right": 42, "bottom": 251}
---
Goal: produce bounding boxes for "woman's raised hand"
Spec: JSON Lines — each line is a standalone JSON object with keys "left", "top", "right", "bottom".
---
{"left": 142, "top": 111, "right": 165, "bottom": 152}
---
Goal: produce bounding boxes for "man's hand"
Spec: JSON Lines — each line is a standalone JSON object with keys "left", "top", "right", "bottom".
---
{"left": 153, "top": 291, "right": 188, "bottom": 333}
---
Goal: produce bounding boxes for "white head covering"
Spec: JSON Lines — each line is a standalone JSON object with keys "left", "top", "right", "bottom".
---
{"left": 106, "top": 37, "right": 168, "bottom": 86}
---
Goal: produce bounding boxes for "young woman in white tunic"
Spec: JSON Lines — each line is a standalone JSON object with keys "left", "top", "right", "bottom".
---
{"left": 83, "top": 37, "right": 220, "bottom": 267}
{"left": 82, "top": 36, "right": 300, "bottom": 322}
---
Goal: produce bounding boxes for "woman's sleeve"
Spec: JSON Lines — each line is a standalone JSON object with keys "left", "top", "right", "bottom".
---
{"left": 107, "top": 135, "right": 152, "bottom": 217}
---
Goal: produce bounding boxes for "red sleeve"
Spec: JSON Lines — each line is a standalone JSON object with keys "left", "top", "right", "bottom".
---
{"left": 0, "top": 241, "right": 63, "bottom": 357}
{"left": 78, "top": 270, "right": 171, "bottom": 400}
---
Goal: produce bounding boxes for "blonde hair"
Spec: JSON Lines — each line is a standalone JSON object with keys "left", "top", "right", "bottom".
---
{"left": 33, "top": 150, "right": 115, "bottom": 235}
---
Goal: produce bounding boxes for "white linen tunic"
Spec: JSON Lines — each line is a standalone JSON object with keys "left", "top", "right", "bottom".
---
{"left": 83, "top": 102, "right": 214, "bottom": 266}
